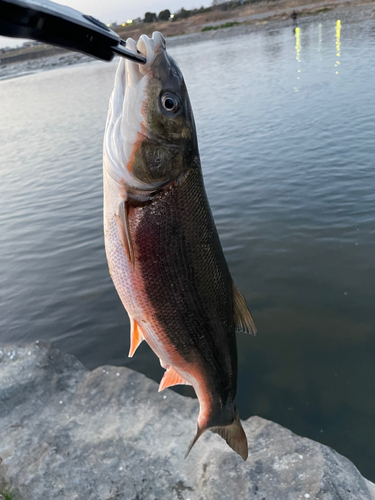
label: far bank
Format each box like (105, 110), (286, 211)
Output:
(1, 0), (374, 68)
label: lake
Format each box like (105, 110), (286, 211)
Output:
(1, 15), (375, 480)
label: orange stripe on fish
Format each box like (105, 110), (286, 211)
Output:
(119, 179), (127, 200)
(126, 132), (143, 173)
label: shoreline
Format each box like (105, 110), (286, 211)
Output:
(116, 0), (375, 41)
(165, 0), (375, 48)
(0, 0), (374, 78)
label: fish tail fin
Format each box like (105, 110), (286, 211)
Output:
(184, 409), (248, 461)
(184, 425), (205, 459)
(211, 409), (248, 461)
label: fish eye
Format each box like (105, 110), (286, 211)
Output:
(161, 93), (180, 114)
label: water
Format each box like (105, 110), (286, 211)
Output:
(1, 17), (375, 480)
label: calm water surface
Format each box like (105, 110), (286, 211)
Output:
(1, 18), (375, 479)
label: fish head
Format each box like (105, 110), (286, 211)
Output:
(104, 31), (199, 199)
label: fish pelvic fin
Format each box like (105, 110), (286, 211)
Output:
(233, 283), (257, 336)
(128, 319), (144, 357)
(158, 366), (191, 392)
(184, 424), (205, 459)
(211, 409), (248, 461)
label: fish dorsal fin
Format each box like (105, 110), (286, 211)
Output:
(116, 201), (135, 269)
(233, 283), (257, 336)
(128, 319), (144, 357)
(158, 366), (191, 392)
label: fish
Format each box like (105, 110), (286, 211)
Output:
(103, 31), (256, 460)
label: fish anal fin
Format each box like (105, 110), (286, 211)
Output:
(158, 366), (191, 392)
(128, 319), (144, 357)
(116, 201), (135, 269)
(211, 408), (248, 461)
(233, 283), (257, 336)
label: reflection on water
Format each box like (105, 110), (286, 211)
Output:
(295, 19), (342, 91)
(318, 23), (322, 53)
(294, 26), (301, 92)
(1, 17), (375, 479)
(336, 20), (341, 74)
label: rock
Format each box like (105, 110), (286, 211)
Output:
(0, 342), (374, 500)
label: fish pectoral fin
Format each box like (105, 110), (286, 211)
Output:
(210, 408), (248, 461)
(158, 366), (191, 392)
(128, 319), (144, 357)
(116, 201), (135, 269)
(233, 283), (257, 336)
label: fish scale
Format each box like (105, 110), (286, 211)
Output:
(133, 168), (235, 383)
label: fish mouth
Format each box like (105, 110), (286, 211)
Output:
(136, 31), (166, 73)
(103, 32), (168, 193)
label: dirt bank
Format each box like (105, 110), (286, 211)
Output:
(117, 0), (374, 39)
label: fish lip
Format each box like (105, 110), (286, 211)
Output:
(136, 32), (167, 72)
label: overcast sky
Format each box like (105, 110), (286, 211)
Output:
(0, 0), (210, 48)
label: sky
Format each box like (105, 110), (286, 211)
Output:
(0, 0), (210, 49)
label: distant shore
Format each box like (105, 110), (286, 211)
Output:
(0, 0), (374, 80)
(164, 0), (375, 48)
(117, 0), (375, 42)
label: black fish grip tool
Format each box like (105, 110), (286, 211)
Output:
(0, 0), (146, 63)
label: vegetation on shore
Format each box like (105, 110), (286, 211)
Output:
(0, 483), (14, 500)
(143, 1), (256, 24)
(202, 21), (239, 31)
(0, 491), (13, 500)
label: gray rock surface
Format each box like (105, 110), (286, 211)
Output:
(0, 341), (374, 500)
